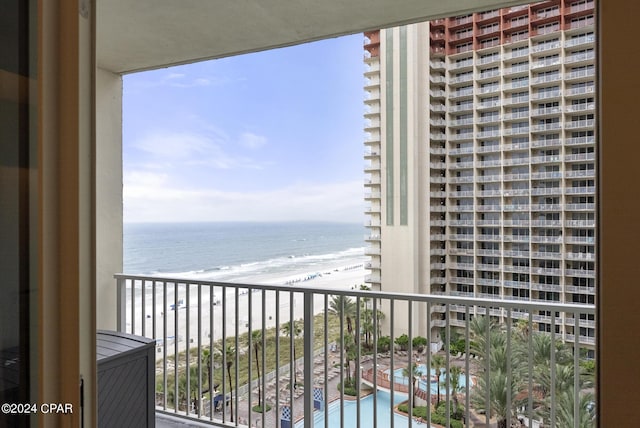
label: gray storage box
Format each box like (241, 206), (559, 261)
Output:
(97, 330), (155, 428)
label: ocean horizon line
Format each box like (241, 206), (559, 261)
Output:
(123, 219), (365, 226)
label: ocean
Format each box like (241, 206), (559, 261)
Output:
(123, 221), (366, 284)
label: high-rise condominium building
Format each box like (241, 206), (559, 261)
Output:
(363, 0), (595, 354)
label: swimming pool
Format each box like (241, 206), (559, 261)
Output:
(390, 365), (471, 395)
(294, 390), (422, 428)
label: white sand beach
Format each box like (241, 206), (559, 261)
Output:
(127, 261), (366, 355)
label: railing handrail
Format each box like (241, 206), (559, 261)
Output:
(115, 273), (595, 315)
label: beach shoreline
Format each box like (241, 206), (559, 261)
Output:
(126, 260), (367, 354)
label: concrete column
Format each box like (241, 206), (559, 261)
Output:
(95, 67), (123, 330)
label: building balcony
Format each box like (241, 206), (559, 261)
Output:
(115, 274), (597, 427)
(531, 138), (562, 148)
(566, 252), (596, 261)
(566, 136), (596, 146)
(566, 269), (596, 279)
(565, 186), (596, 196)
(531, 187), (562, 196)
(565, 51), (596, 64)
(531, 41), (562, 54)
(364, 245), (381, 256)
(565, 219), (596, 228)
(565, 170), (595, 179)
(565, 33), (595, 48)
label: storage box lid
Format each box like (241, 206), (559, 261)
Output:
(97, 330), (155, 363)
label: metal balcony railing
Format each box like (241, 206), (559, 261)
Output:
(116, 274), (596, 428)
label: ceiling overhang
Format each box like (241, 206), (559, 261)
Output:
(97, 0), (527, 74)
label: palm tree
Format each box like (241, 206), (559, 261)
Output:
(469, 315), (500, 359)
(342, 333), (357, 383)
(402, 362), (422, 409)
(361, 308), (386, 349)
(555, 388), (596, 428)
(215, 343), (236, 422)
(250, 330), (264, 407)
(328, 295), (357, 335)
(471, 368), (522, 428)
(282, 320), (303, 387)
(201, 347), (213, 395)
(431, 354), (446, 406)
(448, 365), (463, 417)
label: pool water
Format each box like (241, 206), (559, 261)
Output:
(391, 365), (471, 395)
(295, 390), (421, 428)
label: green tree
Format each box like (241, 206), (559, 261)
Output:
(282, 320), (303, 387)
(555, 388), (596, 428)
(250, 330), (264, 407)
(412, 336), (428, 353)
(431, 353), (446, 406)
(448, 365), (463, 418)
(361, 308), (386, 349)
(329, 295), (357, 335)
(216, 343), (236, 422)
(377, 335), (391, 353)
(402, 362), (422, 409)
(201, 347), (213, 394)
(394, 334), (409, 351)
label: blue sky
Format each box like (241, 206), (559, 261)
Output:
(123, 34), (365, 223)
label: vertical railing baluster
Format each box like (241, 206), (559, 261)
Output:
(261, 289), (266, 428)
(289, 291), (295, 423)
(574, 311), (580, 428)
(485, 306), (490, 427)
(303, 290), (314, 428)
(197, 283), (202, 417)
(221, 285), (227, 424)
(174, 282), (179, 414)
(464, 305), (470, 428)
(209, 284), (214, 422)
(407, 300), (413, 428)
(141, 279), (146, 336)
(389, 298), (394, 428)
(550, 310), (557, 428)
(356, 295), (361, 428)
(152, 280), (157, 341)
(248, 288), (253, 428)
(186, 283), (191, 416)
(506, 307), (512, 427)
(234, 287), (239, 425)
(163, 280), (168, 411)
(131, 279), (136, 335)
(275, 291), (280, 426)
(339, 294), (344, 428)
(528, 311), (534, 426)
(426, 301), (432, 427)
(445, 302), (450, 428)
(117, 276), (126, 332)
(324, 294), (329, 428)
(372, 297), (378, 428)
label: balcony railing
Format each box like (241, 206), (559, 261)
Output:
(116, 274), (597, 428)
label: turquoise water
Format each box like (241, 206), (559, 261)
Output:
(293, 369), (471, 427)
(391, 365), (471, 395)
(294, 390), (420, 428)
(124, 221), (365, 280)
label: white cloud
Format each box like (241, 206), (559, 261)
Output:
(239, 132), (268, 149)
(134, 131), (212, 159)
(123, 179), (364, 223)
(132, 130), (266, 170)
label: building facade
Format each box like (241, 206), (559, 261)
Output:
(364, 0), (595, 353)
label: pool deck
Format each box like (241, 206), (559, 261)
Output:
(232, 349), (481, 427)
(158, 349), (485, 427)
